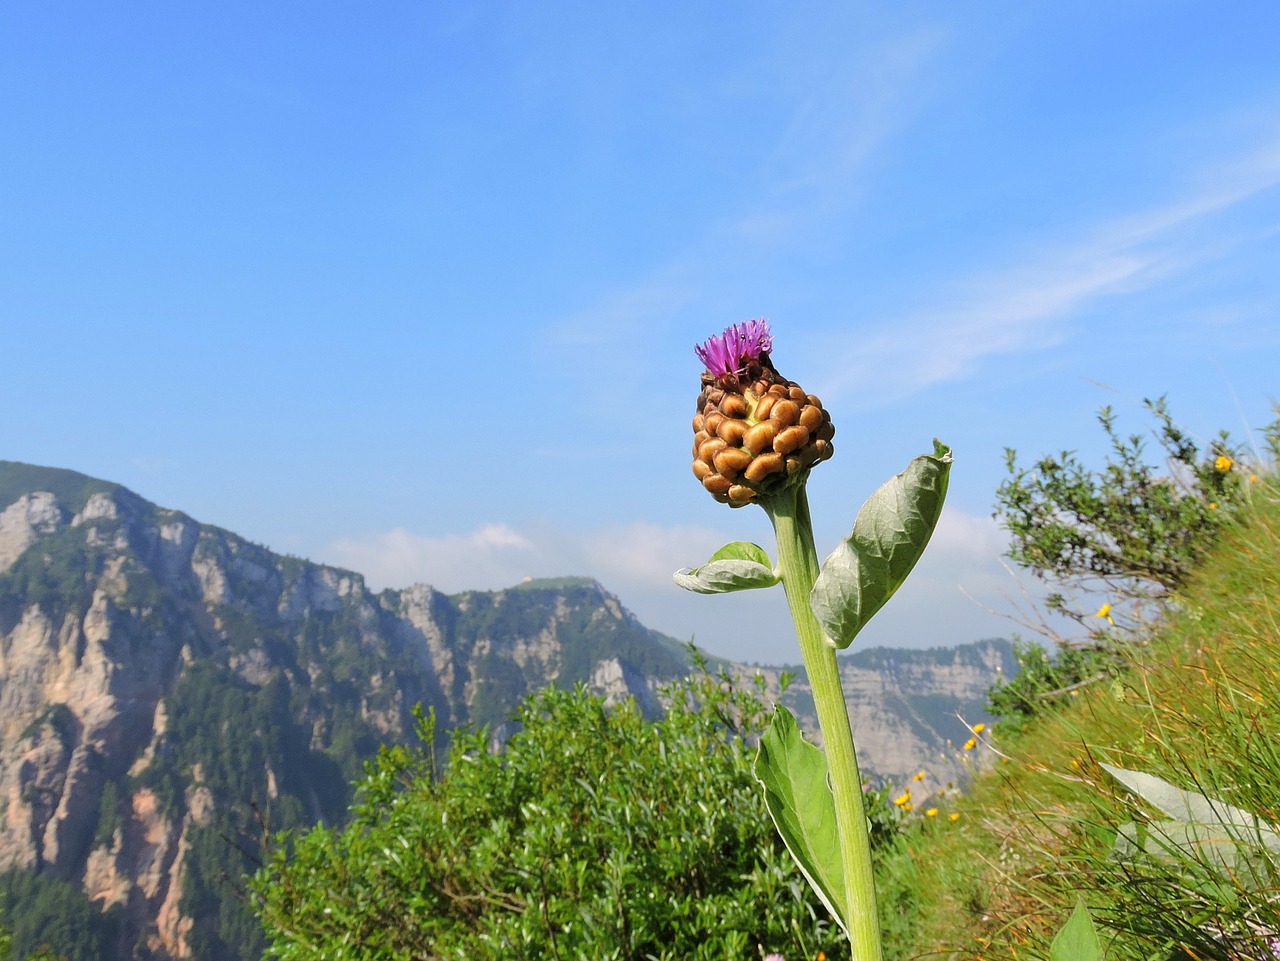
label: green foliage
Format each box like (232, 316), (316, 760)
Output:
(253, 667), (874, 960)
(754, 704), (848, 934)
(1050, 901), (1105, 961)
(810, 442), (952, 649)
(0, 461), (119, 516)
(0, 528), (102, 627)
(93, 779), (122, 848)
(886, 476), (1280, 961)
(673, 541), (780, 594)
(985, 636), (1117, 728)
(996, 397), (1264, 607)
(129, 661), (360, 961)
(0, 870), (122, 961)
(989, 398), (1276, 725)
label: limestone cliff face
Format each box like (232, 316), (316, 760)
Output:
(747, 640), (1016, 795)
(0, 462), (1013, 959)
(0, 463), (687, 960)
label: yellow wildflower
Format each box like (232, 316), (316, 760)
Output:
(949, 812), (961, 822)
(972, 722), (986, 734)
(1095, 602), (1113, 624)
(925, 807), (939, 817)
(963, 737), (977, 751)
(912, 770), (926, 782)
(1209, 502), (1219, 511)
(893, 790), (911, 807)
(1215, 455), (1234, 472)
(1250, 474), (1259, 483)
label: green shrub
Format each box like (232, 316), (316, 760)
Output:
(988, 398), (1277, 724)
(252, 665), (865, 961)
(0, 870), (122, 961)
(984, 636), (1118, 729)
(996, 397), (1269, 612)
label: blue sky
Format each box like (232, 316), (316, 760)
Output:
(4, 3), (1279, 664)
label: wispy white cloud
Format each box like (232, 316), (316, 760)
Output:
(815, 137), (1280, 408)
(326, 523), (539, 594)
(577, 521), (733, 590)
(323, 519), (735, 598)
(746, 26), (949, 239)
(320, 507), (1020, 662)
(535, 24), (950, 395)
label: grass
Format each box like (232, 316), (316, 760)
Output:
(877, 477), (1280, 961)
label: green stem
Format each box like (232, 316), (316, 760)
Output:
(764, 484), (882, 961)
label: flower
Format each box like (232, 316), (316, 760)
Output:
(691, 320), (836, 508)
(912, 770), (926, 782)
(925, 807), (939, 817)
(1095, 602), (1113, 625)
(694, 319), (773, 380)
(893, 789), (911, 807)
(1250, 474), (1260, 483)
(949, 812), (961, 822)
(1209, 502), (1219, 511)
(963, 737), (977, 751)
(1215, 454), (1234, 472)
(971, 723), (986, 734)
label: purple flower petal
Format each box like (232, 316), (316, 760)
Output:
(695, 319), (773, 379)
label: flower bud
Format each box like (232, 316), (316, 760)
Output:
(691, 320), (835, 507)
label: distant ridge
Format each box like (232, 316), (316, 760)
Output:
(0, 460), (1012, 960)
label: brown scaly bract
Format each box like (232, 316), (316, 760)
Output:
(692, 320), (835, 508)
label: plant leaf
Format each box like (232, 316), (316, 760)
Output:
(1105, 765), (1280, 889)
(1101, 764), (1280, 840)
(810, 441), (953, 648)
(673, 542), (779, 594)
(1050, 900), (1105, 961)
(753, 705), (848, 936)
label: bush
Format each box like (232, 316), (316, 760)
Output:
(252, 664), (860, 961)
(984, 636), (1115, 729)
(995, 397), (1269, 613)
(988, 398), (1277, 723)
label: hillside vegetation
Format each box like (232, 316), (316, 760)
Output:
(883, 472), (1280, 958)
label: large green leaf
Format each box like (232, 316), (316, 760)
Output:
(1050, 900), (1105, 961)
(810, 441), (952, 648)
(753, 705), (848, 936)
(673, 541), (779, 594)
(1101, 764), (1275, 833)
(1103, 764), (1280, 885)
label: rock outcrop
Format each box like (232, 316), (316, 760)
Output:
(0, 461), (1012, 959)
(0, 462), (688, 959)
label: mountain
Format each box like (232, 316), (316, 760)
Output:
(753, 641), (1016, 794)
(0, 461), (1013, 959)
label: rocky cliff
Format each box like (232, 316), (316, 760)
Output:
(0, 462), (688, 960)
(751, 640), (1016, 796)
(0, 460), (1012, 959)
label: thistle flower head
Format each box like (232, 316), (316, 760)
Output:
(691, 320), (835, 509)
(694, 318), (774, 382)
